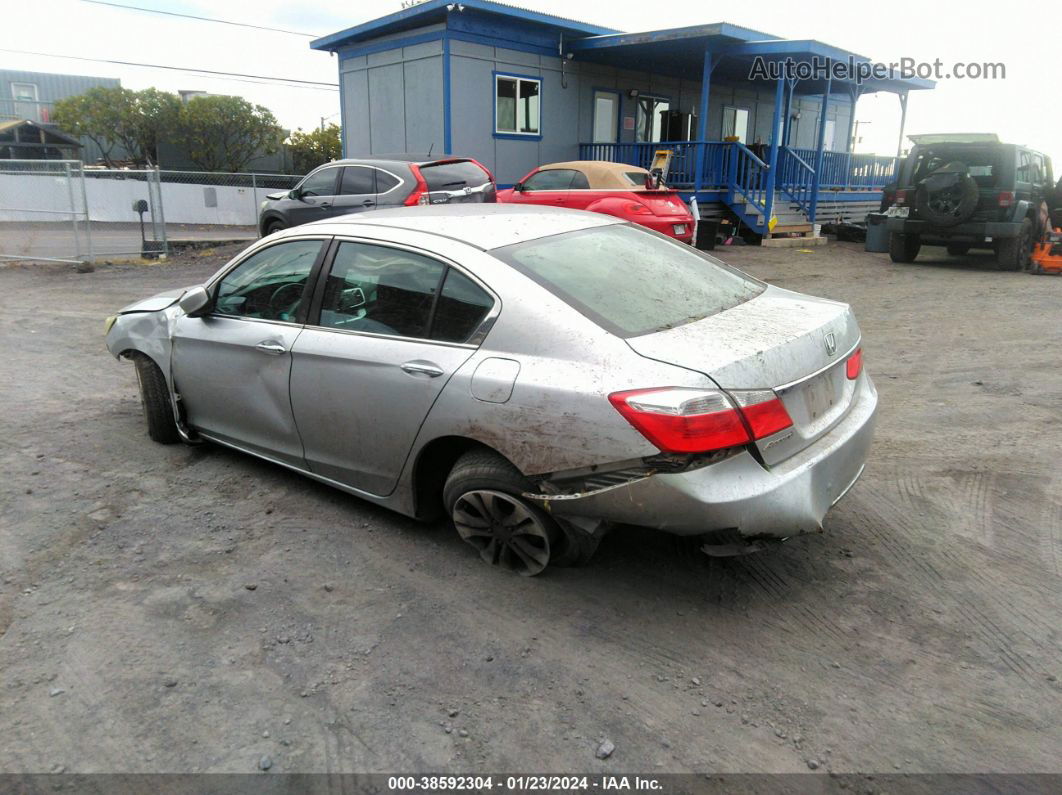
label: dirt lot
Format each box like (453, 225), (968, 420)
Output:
(0, 239), (1059, 777)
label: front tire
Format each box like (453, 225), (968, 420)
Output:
(263, 218), (286, 237)
(443, 450), (559, 576)
(995, 218), (1033, 271)
(889, 232), (921, 263)
(132, 355), (179, 444)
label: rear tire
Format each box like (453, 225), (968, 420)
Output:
(946, 243), (971, 256)
(889, 232), (921, 263)
(443, 450), (559, 576)
(132, 355), (179, 444)
(995, 218), (1033, 271)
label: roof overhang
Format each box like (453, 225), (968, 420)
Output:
(311, 0), (616, 52)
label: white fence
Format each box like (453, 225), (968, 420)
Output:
(0, 161), (301, 263)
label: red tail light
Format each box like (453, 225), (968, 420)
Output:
(894, 189), (908, 206)
(625, 201), (652, 215)
(997, 191), (1014, 208)
(404, 164), (430, 206)
(608, 387), (792, 454)
(846, 348), (863, 380)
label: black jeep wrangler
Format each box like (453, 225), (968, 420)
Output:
(885, 134), (1054, 270)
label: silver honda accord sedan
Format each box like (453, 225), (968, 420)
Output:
(105, 205), (877, 575)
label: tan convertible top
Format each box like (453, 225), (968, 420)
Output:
(540, 160), (653, 190)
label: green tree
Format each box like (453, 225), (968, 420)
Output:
(175, 95), (283, 172)
(117, 88), (182, 166)
(287, 124), (341, 174)
(52, 86), (126, 167)
(52, 86), (181, 166)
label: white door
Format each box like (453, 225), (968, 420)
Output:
(592, 91), (618, 143)
(723, 106), (750, 144)
(822, 119), (836, 151)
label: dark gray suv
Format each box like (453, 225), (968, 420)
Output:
(258, 156), (496, 236)
(885, 135), (1054, 270)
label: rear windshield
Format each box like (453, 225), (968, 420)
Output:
(420, 160), (491, 191)
(491, 224), (764, 337)
(911, 146), (1000, 187)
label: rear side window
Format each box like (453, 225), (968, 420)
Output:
(420, 160), (491, 191)
(340, 166), (375, 195)
(492, 224), (763, 338)
(376, 170), (401, 193)
(431, 269), (493, 343)
(570, 171), (590, 189)
(318, 242), (445, 338)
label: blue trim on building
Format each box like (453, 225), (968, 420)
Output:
(442, 36), (452, 155)
(338, 31), (445, 60)
(312, 0), (617, 52)
(446, 29), (558, 57)
(491, 70), (543, 142)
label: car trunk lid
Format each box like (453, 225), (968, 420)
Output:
(625, 286), (861, 465)
(636, 191), (692, 217)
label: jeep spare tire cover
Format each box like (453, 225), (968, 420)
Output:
(915, 161), (979, 227)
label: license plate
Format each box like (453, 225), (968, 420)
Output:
(803, 373), (836, 420)
(885, 206), (909, 218)
(673, 224), (687, 235)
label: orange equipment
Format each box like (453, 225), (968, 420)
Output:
(1031, 223), (1062, 275)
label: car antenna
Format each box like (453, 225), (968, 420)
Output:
(427, 143), (434, 158)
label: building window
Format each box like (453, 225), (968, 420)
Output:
(495, 74), (540, 137)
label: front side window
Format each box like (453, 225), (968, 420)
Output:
(214, 239), (323, 322)
(318, 242), (446, 338)
(495, 75), (540, 136)
(522, 169), (577, 191)
(299, 167), (338, 197)
(492, 224), (763, 338)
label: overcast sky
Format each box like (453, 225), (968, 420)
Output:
(3, 0), (1060, 165)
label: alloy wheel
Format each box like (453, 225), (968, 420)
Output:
(452, 489), (553, 576)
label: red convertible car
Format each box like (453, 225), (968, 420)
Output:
(497, 161), (695, 243)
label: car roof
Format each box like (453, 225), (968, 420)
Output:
(315, 155), (478, 168)
(295, 204), (620, 250)
(540, 160), (652, 190)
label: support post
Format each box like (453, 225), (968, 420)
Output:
(896, 90), (909, 158)
(693, 49), (714, 194)
(780, 79), (795, 147)
(442, 36), (452, 155)
(843, 85), (862, 190)
(808, 75), (832, 224)
(762, 75), (785, 234)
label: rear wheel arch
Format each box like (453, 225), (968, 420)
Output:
(411, 436), (517, 521)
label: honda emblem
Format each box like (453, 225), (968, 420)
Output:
(823, 332), (837, 356)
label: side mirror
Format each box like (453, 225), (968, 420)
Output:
(179, 285), (212, 318)
(288, 188), (302, 200)
(512, 182), (524, 192)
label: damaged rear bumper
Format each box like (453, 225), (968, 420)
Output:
(528, 374), (878, 538)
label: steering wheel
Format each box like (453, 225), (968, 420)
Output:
(268, 282), (303, 319)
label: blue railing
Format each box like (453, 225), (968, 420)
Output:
(778, 147), (814, 215)
(728, 143), (769, 220)
(579, 141), (898, 192)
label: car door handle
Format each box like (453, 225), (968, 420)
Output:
(255, 341), (288, 355)
(317, 201), (332, 208)
(361, 200), (376, 207)
(401, 361), (444, 377)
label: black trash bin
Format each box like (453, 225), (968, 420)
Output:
(695, 220), (719, 250)
(865, 213), (890, 253)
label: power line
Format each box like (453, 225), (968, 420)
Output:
(0, 48), (339, 91)
(81, 0), (321, 37)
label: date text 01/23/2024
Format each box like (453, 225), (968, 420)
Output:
(387, 776), (663, 791)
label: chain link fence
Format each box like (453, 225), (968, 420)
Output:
(0, 160), (302, 264)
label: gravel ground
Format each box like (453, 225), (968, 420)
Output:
(0, 239), (1059, 776)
